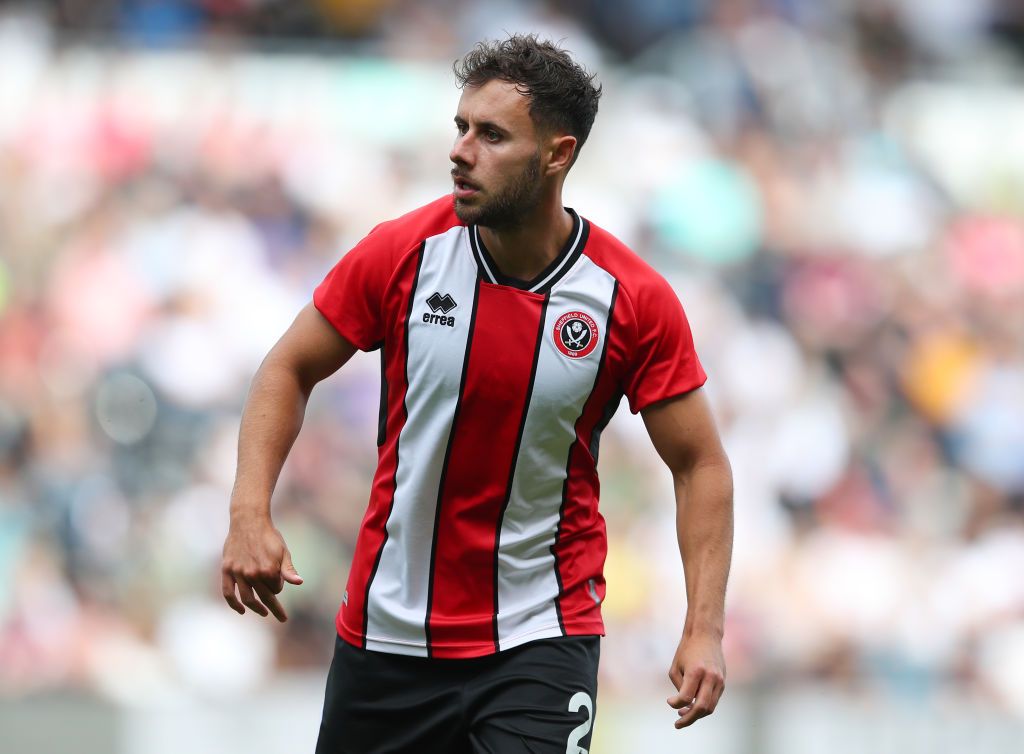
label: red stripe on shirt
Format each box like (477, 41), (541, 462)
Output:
(427, 283), (545, 657)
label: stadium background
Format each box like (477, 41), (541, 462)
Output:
(2, 1), (1024, 751)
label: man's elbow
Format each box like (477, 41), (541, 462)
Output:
(251, 351), (314, 401)
(671, 448), (733, 488)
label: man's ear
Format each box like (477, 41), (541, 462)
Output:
(545, 134), (578, 176)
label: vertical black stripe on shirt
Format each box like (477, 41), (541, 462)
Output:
(588, 391), (623, 465)
(423, 276), (482, 657)
(361, 242), (425, 648)
(469, 226), (497, 284)
(550, 280), (619, 634)
(376, 348), (388, 447)
(490, 291), (551, 651)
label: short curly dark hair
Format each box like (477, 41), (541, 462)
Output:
(454, 34), (602, 165)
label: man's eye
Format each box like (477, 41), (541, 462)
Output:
(486, 130), (500, 142)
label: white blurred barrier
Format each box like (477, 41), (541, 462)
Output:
(3, 680), (1022, 754)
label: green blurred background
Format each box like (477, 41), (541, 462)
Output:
(2, 1), (1024, 752)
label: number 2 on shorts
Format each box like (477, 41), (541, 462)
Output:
(565, 691), (593, 754)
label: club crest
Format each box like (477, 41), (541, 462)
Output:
(553, 310), (599, 359)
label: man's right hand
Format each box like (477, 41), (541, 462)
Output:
(221, 515), (303, 622)
(220, 304), (353, 622)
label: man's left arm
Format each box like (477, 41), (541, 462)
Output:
(641, 387), (734, 729)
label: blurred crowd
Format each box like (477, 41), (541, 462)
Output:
(2, 0), (1024, 722)
(32, 0), (1024, 63)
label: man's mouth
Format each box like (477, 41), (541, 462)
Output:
(452, 173), (480, 198)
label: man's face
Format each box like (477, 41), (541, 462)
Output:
(450, 79), (545, 229)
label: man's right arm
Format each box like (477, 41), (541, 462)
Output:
(221, 302), (358, 622)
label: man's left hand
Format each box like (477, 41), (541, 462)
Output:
(666, 630), (726, 729)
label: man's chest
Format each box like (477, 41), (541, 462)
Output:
(394, 232), (619, 417)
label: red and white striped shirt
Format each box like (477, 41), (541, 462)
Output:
(314, 196), (706, 658)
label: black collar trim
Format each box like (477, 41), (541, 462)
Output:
(469, 209), (589, 294)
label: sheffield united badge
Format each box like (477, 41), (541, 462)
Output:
(553, 311), (599, 359)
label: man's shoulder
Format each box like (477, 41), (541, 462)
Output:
(581, 217), (673, 300)
(367, 195), (463, 249)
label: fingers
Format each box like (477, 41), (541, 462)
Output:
(252, 580), (289, 623)
(222, 572), (244, 614)
(220, 531), (302, 620)
(222, 566), (295, 621)
(670, 669), (725, 729)
(668, 664), (684, 692)
(235, 576), (270, 617)
(666, 667), (699, 711)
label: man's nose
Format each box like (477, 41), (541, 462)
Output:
(450, 133), (474, 167)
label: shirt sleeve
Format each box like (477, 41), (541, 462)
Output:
(622, 277), (707, 413)
(313, 223), (394, 351)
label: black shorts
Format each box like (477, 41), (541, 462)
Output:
(315, 634), (600, 754)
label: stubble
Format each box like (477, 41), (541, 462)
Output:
(454, 151), (542, 229)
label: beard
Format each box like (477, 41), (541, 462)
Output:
(453, 151), (543, 229)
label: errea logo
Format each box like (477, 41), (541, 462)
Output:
(423, 292), (457, 327)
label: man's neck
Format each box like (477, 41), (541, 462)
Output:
(478, 199), (575, 284)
